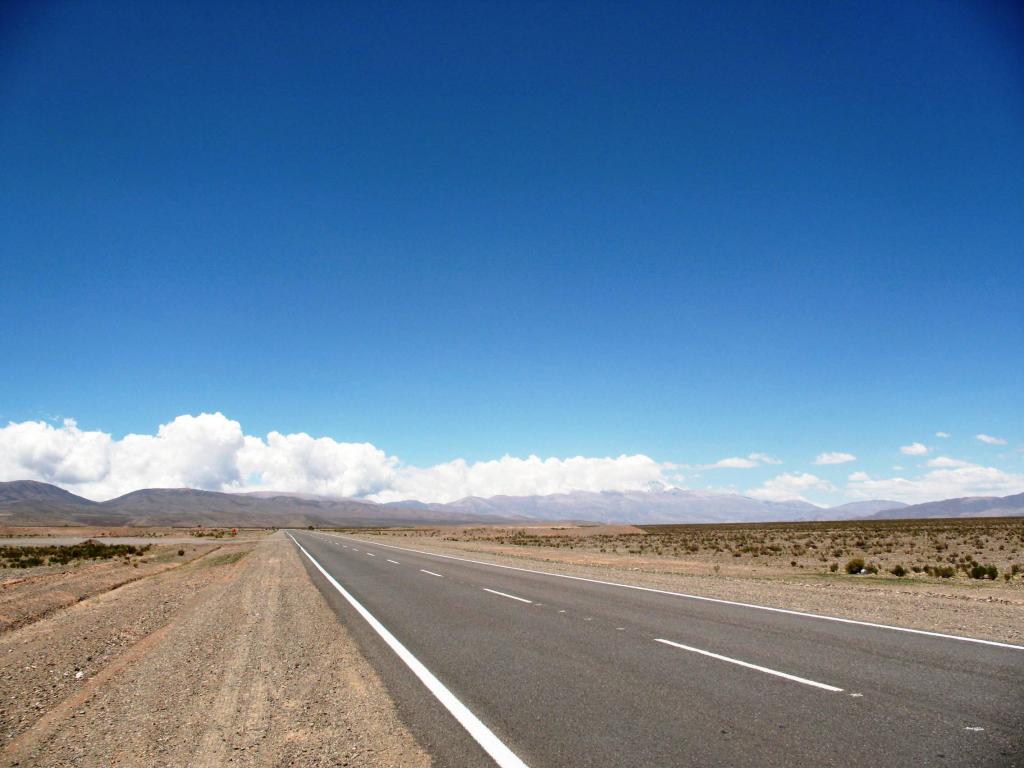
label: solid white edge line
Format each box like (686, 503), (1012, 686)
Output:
(654, 638), (843, 692)
(328, 534), (1023, 651)
(482, 588), (533, 604)
(420, 569), (444, 578)
(287, 534), (529, 768)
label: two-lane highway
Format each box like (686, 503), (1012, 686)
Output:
(289, 530), (1023, 767)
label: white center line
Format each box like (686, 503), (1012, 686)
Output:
(387, 559), (400, 564)
(654, 638), (843, 692)
(287, 534), (528, 768)
(326, 534), (1023, 651)
(482, 588), (532, 604)
(420, 569), (444, 578)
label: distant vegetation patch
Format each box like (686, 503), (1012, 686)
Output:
(374, 517), (1024, 583)
(190, 528), (238, 538)
(0, 540), (151, 568)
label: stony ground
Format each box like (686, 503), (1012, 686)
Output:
(0, 533), (430, 768)
(0, 542), (212, 633)
(359, 527), (1024, 645)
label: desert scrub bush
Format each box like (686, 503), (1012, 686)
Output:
(845, 557), (865, 574)
(969, 564), (998, 580)
(829, 562), (838, 572)
(889, 564), (907, 577)
(0, 540), (151, 569)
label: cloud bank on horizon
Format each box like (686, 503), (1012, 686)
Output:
(0, 413), (1020, 506)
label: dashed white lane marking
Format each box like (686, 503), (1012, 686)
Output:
(387, 559), (400, 564)
(482, 588), (532, 604)
(287, 534), (528, 768)
(654, 638), (843, 692)
(329, 534), (1023, 651)
(964, 726), (985, 732)
(420, 569), (444, 578)
(366, 553), (376, 557)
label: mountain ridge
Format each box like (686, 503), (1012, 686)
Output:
(384, 488), (906, 524)
(0, 482), (526, 527)
(870, 491), (1024, 519)
(2, 480), (1020, 527)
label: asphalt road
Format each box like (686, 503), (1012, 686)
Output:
(288, 530), (1023, 768)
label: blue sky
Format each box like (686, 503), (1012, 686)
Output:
(1, 1), (1021, 503)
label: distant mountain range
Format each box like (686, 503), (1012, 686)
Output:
(870, 491), (1024, 519)
(0, 481), (528, 527)
(0, 480), (1021, 527)
(384, 489), (907, 524)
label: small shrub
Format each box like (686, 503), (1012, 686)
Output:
(845, 557), (865, 574)
(890, 564), (907, 577)
(177, 549), (185, 556)
(829, 562), (838, 572)
(969, 564), (998, 580)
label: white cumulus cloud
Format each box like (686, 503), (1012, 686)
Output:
(702, 453), (781, 470)
(935, 431), (951, 438)
(746, 472), (833, 502)
(747, 452), (783, 465)
(846, 464), (1024, 503)
(899, 442), (929, 456)
(813, 452), (856, 465)
(925, 456), (973, 469)
(0, 413), (674, 503)
(976, 433), (1007, 445)
(369, 454), (668, 504)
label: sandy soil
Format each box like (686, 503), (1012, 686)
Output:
(359, 530), (1024, 645)
(0, 533), (429, 767)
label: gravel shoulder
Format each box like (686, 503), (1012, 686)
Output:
(0, 533), (430, 767)
(356, 531), (1024, 645)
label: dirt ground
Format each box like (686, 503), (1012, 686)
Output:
(357, 523), (1024, 645)
(0, 533), (429, 767)
(0, 527), (271, 540)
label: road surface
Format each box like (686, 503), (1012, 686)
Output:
(288, 530), (1023, 767)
